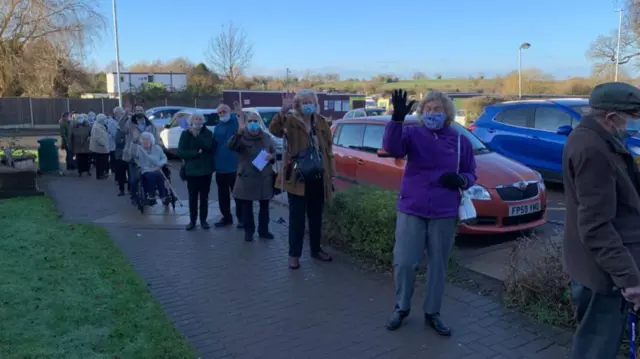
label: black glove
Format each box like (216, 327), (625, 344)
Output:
(438, 172), (465, 190)
(390, 89), (416, 122)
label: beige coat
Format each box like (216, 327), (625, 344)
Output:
(268, 112), (335, 204)
(228, 129), (276, 201)
(89, 122), (110, 154)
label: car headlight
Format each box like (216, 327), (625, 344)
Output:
(533, 170), (546, 191)
(630, 145), (640, 157)
(465, 185), (491, 200)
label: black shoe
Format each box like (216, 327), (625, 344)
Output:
(244, 232), (254, 242)
(214, 219), (233, 228)
(117, 190), (125, 197)
(311, 251), (333, 262)
(185, 222), (196, 231)
(424, 313), (452, 336)
(236, 222), (245, 229)
(385, 311), (408, 331)
(201, 221), (210, 230)
(258, 232), (274, 239)
(162, 197), (172, 206)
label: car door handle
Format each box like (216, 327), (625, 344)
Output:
(356, 159), (365, 165)
(487, 128), (496, 133)
(531, 135), (539, 140)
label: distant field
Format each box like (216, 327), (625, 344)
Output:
(315, 78), (501, 93)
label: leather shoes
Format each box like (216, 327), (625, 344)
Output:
(214, 219), (232, 228)
(185, 222), (196, 231)
(201, 221), (210, 230)
(385, 311), (408, 331)
(244, 232), (254, 242)
(258, 232), (274, 239)
(424, 313), (452, 336)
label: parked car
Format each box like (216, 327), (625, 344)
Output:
(330, 115), (548, 235)
(159, 108), (218, 154)
(145, 106), (185, 130)
(241, 107), (284, 158)
(455, 109), (467, 126)
(342, 107), (387, 120)
(469, 99), (591, 182)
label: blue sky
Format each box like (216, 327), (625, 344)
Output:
(89, 0), (625, 79)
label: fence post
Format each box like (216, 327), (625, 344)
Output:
(66, 98), (70, 112)
(165, 98), (168, 106)
(29, 97), (35, 128)
(101, 98), (105, 113)
(194, 98), (198, 108)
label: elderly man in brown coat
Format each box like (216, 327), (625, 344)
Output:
(563, 82), (640, 359)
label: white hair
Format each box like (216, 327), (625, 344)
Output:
(246, 112), (260, 121)
(96, 114), (107, 123)
(113, 106), (125, 118)
(415, 91), (456, 124)
(189, 113), (205, 124)
(217, 104), (231, 113)
(140, 131), (155, 145)
(294, 89), (320, 114)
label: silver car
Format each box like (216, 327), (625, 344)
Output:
(242, 107), (285, 158)
(145, 106), (186, 130)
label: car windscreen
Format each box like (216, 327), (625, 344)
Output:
(259, 111), (279, 128)
(366, 109), (385, 116)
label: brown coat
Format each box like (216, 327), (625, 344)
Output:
(228, 129), (276, 201)
(563, 114), (640, 293)
(269, 112), (335, 203)
(69, 125), (92, 155)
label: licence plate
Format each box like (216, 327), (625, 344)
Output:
(508, 201), (541, 217)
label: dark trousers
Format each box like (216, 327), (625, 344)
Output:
(114, 159), (128, 192)
(128, 162), (137, 200)
(64, 149), (76, 170)
(76, 153), (90, 174)
(240, 199), (270, 235)
(109, 151), (116, 173)
(215, 172), (242, 223)
(93, 153), (109, 179)
(570, 280), (626, 359)
(142, 172), (167, 198)
(187, 174), (212, 224)
(288, 179), (324, 257)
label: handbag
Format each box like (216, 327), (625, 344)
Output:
(292, 117), (324, 182)
(457, 134), (477, 221)
(179, 160), (187, 182)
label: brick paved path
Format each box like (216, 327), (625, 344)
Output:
(42, 172), (572, 359)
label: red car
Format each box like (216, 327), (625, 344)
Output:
(330, 116), (548, 235)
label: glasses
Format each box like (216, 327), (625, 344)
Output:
(218, 110), (228, 115)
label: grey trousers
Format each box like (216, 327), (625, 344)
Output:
(393, 212), (457, 315)
(570, 281), (627, 359)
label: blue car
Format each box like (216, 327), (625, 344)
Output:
(470, 99), (593, 182)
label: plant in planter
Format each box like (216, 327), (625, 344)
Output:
(0, 136), (37, 169)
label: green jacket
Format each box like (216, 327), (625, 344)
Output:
(59, 121), (70, 148)
(177, 127), (214, 177)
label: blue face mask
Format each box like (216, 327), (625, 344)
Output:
(247, 122), (261, 132)
(302, 104), (316, 114)
(422, 112), (446, 130)
(137, 122), (146, 132)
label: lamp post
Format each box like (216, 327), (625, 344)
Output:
(615, 8), (623, 81)
(112, 0), (122, 108)
(518, 42), (531, 99)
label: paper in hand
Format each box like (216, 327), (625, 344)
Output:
(252, 149), (269, 171)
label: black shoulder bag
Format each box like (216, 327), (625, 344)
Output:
(292, 117), (324, 182)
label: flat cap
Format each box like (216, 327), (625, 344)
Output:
(589, 82), (640, 115)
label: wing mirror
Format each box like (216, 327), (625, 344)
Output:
(164, 124), (171, 129)
(377, 149), (392, 158)
(556, 125), (572, 136)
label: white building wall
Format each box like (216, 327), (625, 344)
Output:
(105, 72), (188, 94)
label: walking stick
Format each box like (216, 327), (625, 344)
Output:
(630, 309), (637, 359)
(159, 168), (183, 207)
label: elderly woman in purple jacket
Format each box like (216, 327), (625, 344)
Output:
(383, 89), (477, 336)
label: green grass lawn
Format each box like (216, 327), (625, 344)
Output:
(0, 197), (196, 359)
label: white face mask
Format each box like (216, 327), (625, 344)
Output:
(220, 114), (230, 123)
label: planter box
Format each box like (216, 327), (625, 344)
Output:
(0, 166), (43, 199)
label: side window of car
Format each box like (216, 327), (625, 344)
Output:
(354, 110), (366, 118)
(205, 113), (220, 126)
(336, 124), (365, 149)
(362, 125), (385, 152)
(343, 111), (354, 120)
(495, 107), (534, 127)
(332, 125), (343, 145)
(170, 113), (189, 128)
(533, 107), (573, 131)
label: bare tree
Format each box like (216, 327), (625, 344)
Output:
(0, 0), (104, 96)
(204, 22), (253, 88)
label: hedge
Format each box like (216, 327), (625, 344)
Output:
(323, 185), (458, 273)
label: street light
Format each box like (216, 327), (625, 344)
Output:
(112, 0), (122, 108)
(615, 9), (623, 81)
(518, 42), (531, 99)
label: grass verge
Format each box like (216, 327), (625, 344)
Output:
(0, 196), (196, 359)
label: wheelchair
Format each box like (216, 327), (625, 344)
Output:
(131, 164), (178, 214)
